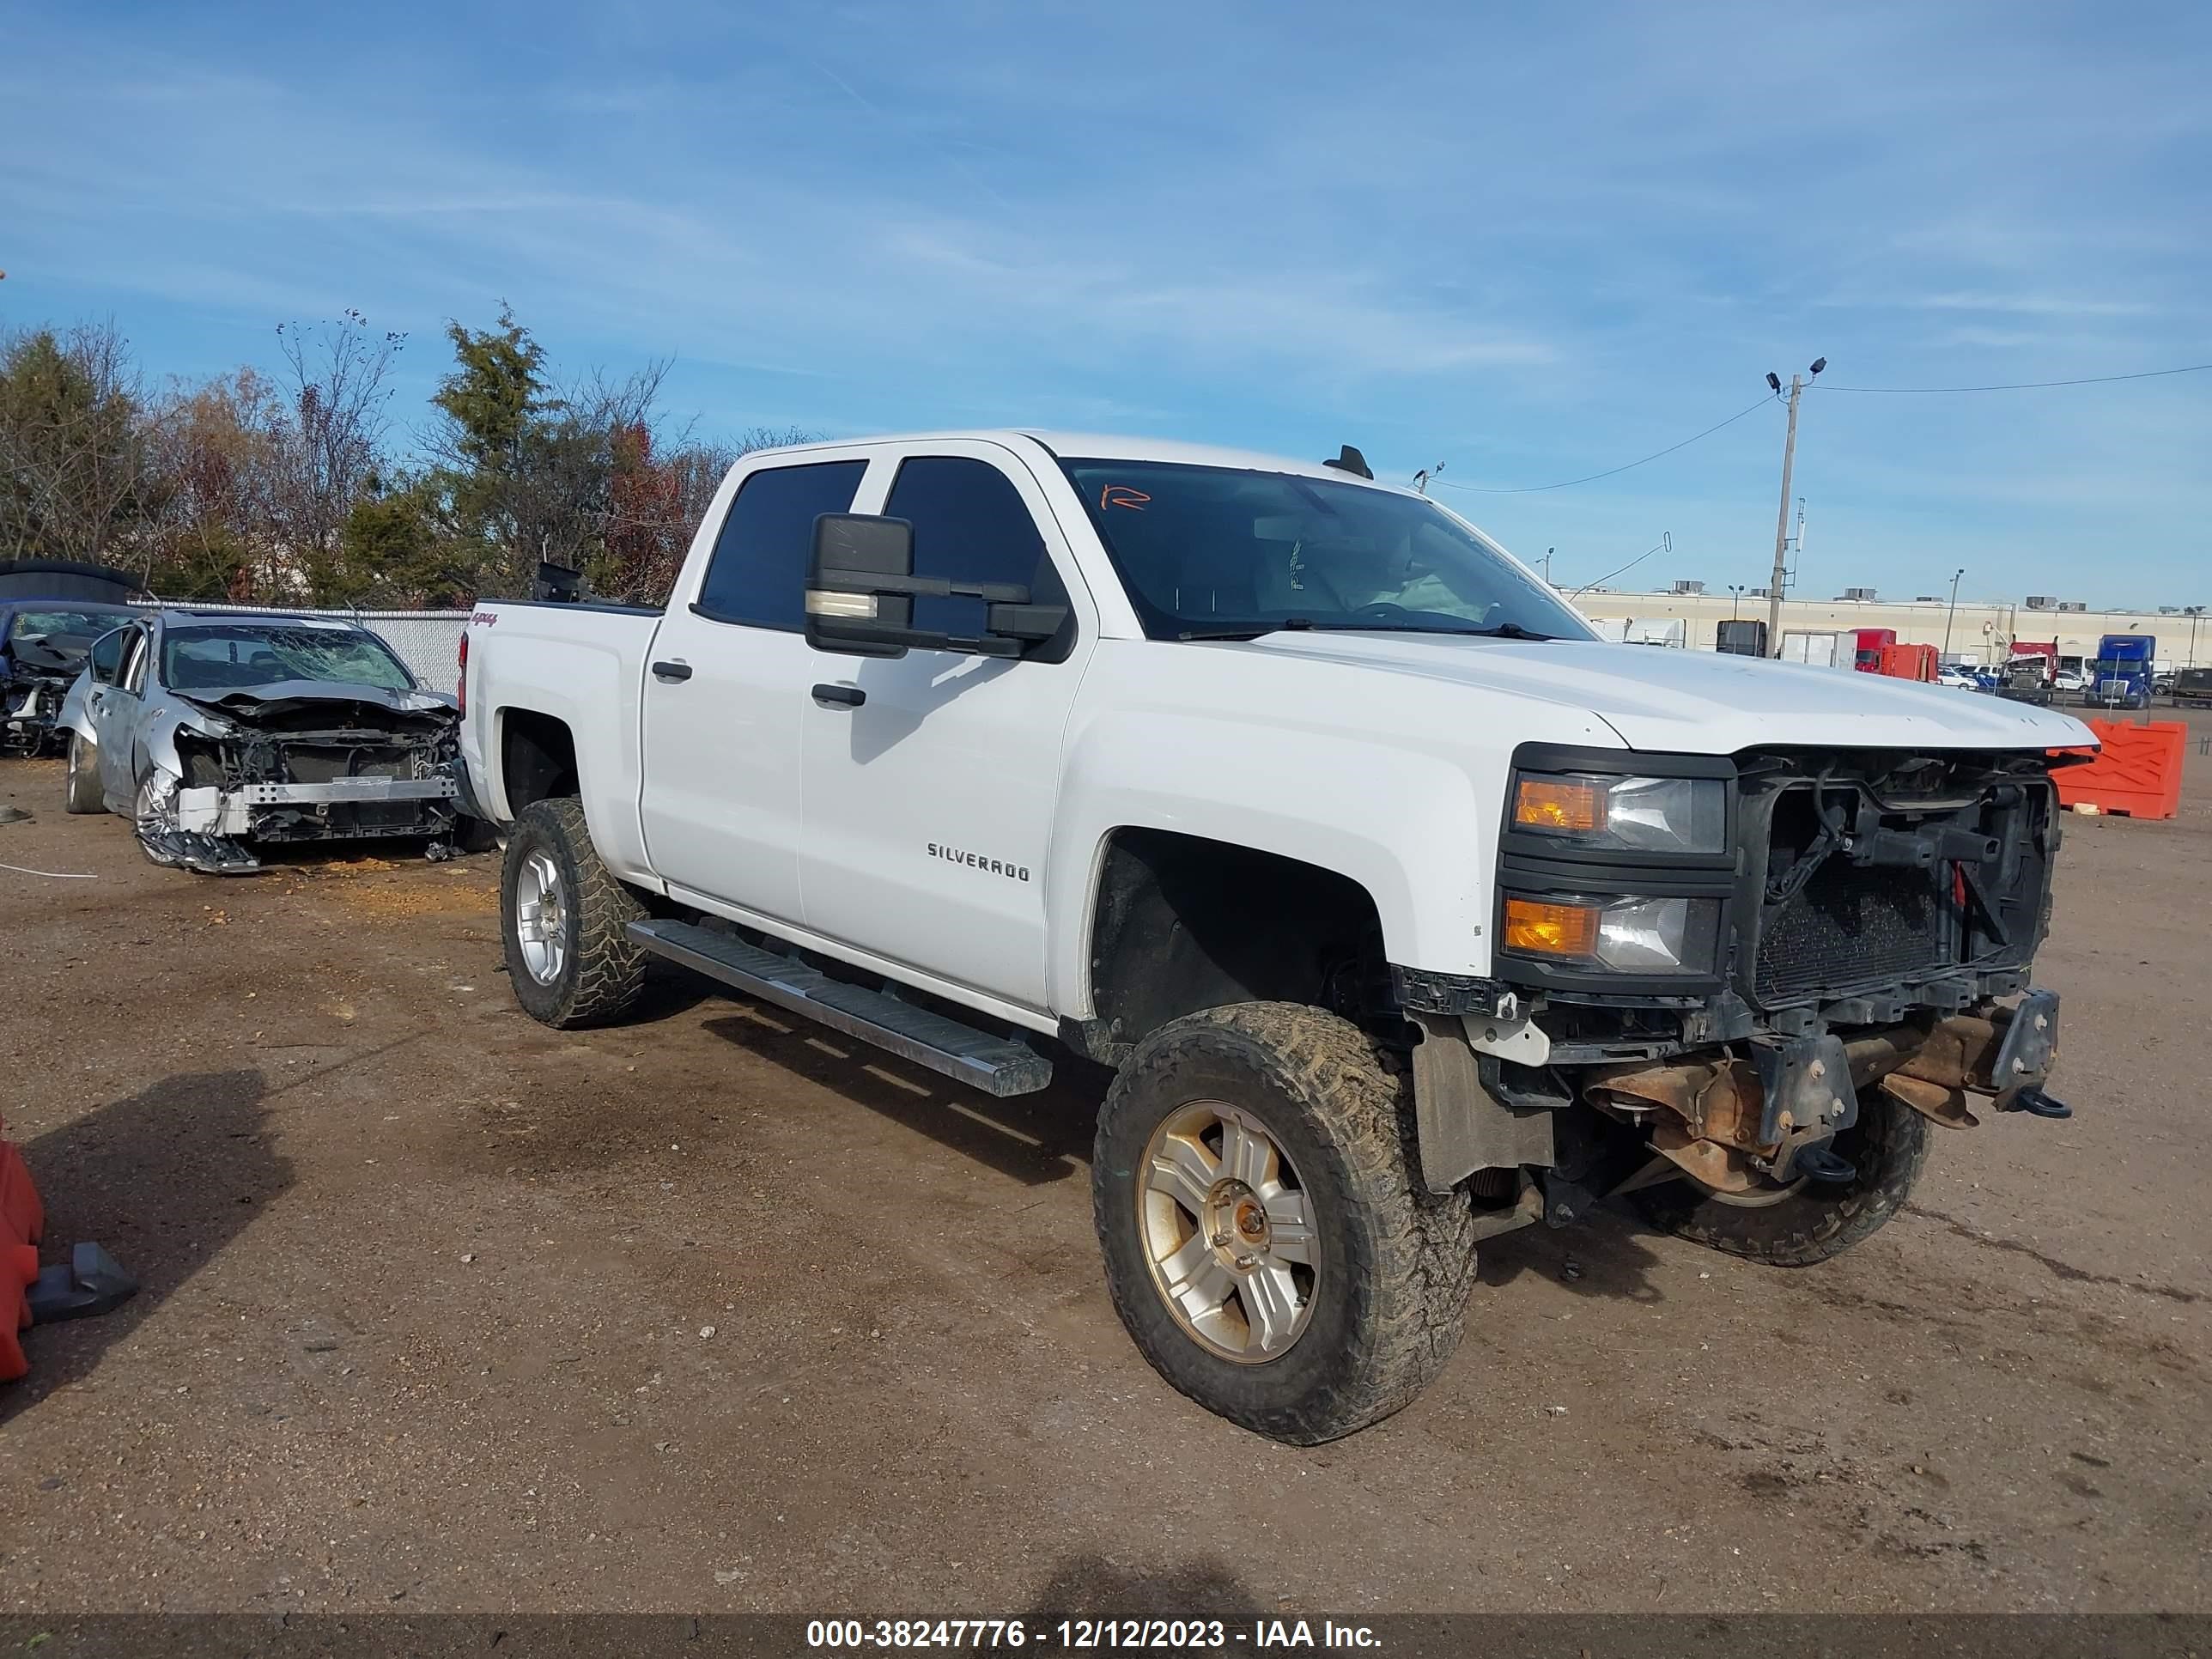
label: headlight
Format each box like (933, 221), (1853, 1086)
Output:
(1503, 894), (1719, 973)
(1513, 771), (1727, 856)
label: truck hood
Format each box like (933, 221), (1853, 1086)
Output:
(1239, 633), (2098, 753)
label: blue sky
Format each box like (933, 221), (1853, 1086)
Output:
(3, 0), (2206, 605)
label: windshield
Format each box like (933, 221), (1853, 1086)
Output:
(161, 624), (417, 695)
(7, 609), (123, 647)
(1058, 459), (1595, 641)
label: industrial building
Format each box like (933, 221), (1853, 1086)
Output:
(1575, 582), (2207, 671)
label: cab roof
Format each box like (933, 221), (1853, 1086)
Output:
(748, 429), (1417, 494)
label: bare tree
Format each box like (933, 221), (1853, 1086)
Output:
(264, 310), (404, 598)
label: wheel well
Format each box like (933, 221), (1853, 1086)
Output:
(1085, 829), (1387, 1054)
(501, 709), (579, 815)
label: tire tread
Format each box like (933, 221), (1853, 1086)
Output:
(1094, 1001), (1478, 1443)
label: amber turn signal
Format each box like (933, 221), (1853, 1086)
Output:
(1514, 776), (1604, 834)
(1502, 897), (1600, 957)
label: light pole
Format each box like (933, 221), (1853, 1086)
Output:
(2186, 605), (2203, 670)
(1728, 583), (1747, 620)
(1764, 358), (1826, 655)
(1942, 568), (1966, 660)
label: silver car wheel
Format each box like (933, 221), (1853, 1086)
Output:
(513, 849), (568, 986)
(1138, 1100), (1319, 1364)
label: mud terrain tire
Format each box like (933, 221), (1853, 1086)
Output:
(1631, 1086), (1929, 1266)
(500, 796), (648, 1029)
(1093, 1002), (1478, 1443)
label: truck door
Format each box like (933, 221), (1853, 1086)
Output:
(797, 446), (1092, 1012)
(638, 455), (872, 924)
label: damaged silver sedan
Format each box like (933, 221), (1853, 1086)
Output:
(56, 611), (465, 874)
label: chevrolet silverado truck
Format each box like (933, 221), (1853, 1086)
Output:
(461, 431), (2093, 1443)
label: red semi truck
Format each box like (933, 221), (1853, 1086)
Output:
(1851, 628), (1897, 672)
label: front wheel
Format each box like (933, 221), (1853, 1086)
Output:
(1092, 1002), (1478, 1443)
(64, 732), (104, 814)
(1630, 1087), (1929, 1266)
(500, 796), (648, 1029)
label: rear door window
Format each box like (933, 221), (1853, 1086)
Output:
(696, 459), (868, 630)
(881, 455), (1055, 636)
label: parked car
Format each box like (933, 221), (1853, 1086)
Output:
(1935, 665), (1982, 690)
(2, 599), (140, 755)
(0, 559), (146, 757)
(462, 429), (2093, 1443)
(57, 611), (465, 873)
(2053, 666), (2087, 694)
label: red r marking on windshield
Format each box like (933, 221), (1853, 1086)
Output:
(1101, 485), (1151, 511)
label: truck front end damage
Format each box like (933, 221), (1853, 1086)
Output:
(142, 690), (461, 873)
(1401, 743), (2077, 1231)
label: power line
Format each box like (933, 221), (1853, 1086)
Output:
(1811, 362), (2212, 393)
(1431, 395), (1778, 495)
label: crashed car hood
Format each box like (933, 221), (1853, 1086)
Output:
(177, 679), (457, 727)
(1237, 633), (2100, 753)
(6, 635), (95, 676)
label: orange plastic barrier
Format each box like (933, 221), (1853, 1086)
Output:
(0, 1119), (42, 1382)
(3, 1242), (34, 1382)
(2053, 720), (2186, 820)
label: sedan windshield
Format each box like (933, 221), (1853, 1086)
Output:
(1058, 459), (1595, 641)
(7, 609), (124, 646)
(161, 624), (416, 695)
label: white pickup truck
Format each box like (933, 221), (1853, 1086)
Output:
(461, 430), (2093, 1443)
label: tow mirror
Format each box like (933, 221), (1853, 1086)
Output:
(805, 513), (1069, 660)
(805, 513), (917, 659)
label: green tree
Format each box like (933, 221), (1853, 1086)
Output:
(428, 303), (551, 590)
(0, 321), (161, 568)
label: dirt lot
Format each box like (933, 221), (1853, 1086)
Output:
(2, 714), (2208, 1616)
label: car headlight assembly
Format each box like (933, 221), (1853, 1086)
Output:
(1503, 894), (1720, 975)
(1512, 771), (1727, 857)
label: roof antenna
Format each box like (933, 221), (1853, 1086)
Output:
(1323, 444), (1373, 480)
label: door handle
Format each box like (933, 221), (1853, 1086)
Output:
(811, 684), (866, 708)
(651, 660), (693, 683)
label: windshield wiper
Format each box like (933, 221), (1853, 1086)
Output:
(1297, 621), (1559, 641)
(1175, 619), (1315, 641)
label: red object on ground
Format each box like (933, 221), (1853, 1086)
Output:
(2053, 720), (2187, 820)
(0, 1116), (44, 1382)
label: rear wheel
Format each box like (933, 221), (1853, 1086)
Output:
(63, 732), (103, 814)
(1630, 1088), (1929, 1266)
(1092, 1002), (1478, 1443)
(500, 796), (648, 1029)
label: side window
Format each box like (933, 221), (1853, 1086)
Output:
(88, 627), (127, 685)
(882, 456), (1058, 637)
(696, 459), (868, 630)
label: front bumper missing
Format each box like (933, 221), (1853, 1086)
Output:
(140, 769), (462, 874)
(1589, 991), (2067, 1188)
(174, 775), (459, 836)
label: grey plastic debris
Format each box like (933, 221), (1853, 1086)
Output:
(27, 1242), (139, 1323)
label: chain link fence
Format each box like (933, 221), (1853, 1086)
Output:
(137, 601), (472, 695)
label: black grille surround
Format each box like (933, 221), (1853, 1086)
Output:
(1492, 743), (2060, 1023)
(1731, 753), (2055, 1012)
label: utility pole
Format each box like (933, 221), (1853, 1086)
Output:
(1942, 568), (1966, 659)
(1763, 359), (1825, 655)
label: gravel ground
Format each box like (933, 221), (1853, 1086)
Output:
(1, 711), (2207, 1615)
